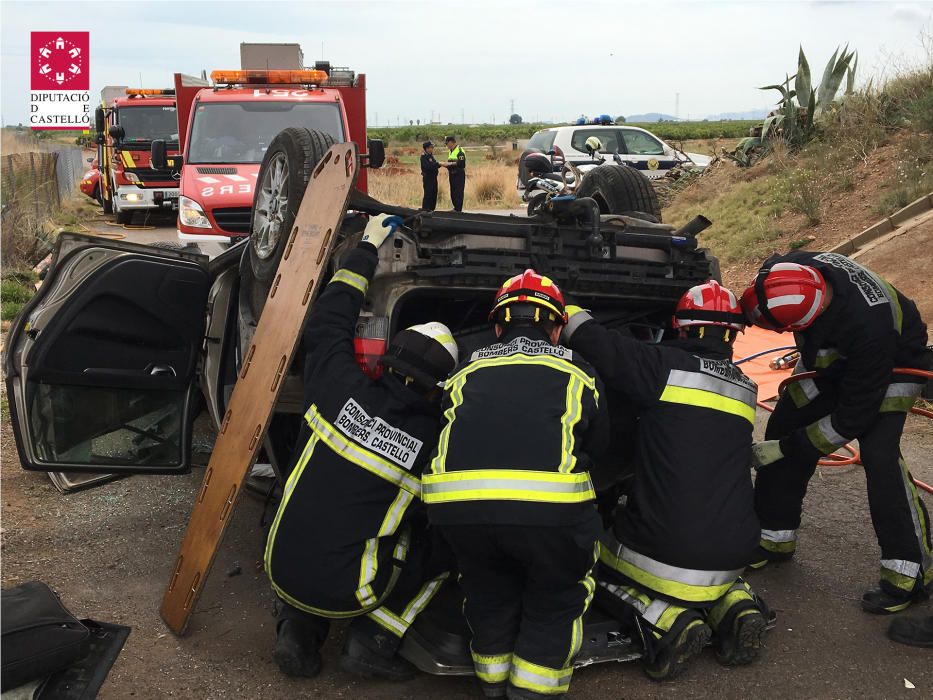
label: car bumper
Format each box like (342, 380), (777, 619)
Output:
(177, 230), (232, 244)
(115, 185), (179, 210)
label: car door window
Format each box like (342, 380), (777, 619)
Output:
(6, 241), (209, 473)
(621, 130), (665, 155)
(527, 130), (557, 152)
(569, 129), (621, 154)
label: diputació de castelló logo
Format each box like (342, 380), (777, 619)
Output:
(30, 31), (91, 130)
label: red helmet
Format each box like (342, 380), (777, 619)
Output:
(489, 269), (568, 325)
(740, 262), (827, 332)
(673, 280), (745, 331)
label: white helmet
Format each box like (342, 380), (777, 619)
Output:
(584, 136), (603, 154)
(382, 321), (459, 389)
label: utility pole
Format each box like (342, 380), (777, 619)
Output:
(375, 112), (379, 126)
(675, 92), (680, 120)
(510, 98), (514, 115)
(461, 108), (464, 124)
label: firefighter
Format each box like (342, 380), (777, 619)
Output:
(741, 252), (931, 614)
(888, 615), (933, 647)
(264, 214), (459, 681)
(422, 270), (609, 699)
(443, 135), (466, 212)
(420, 140), (440, 211)
(561, 281), (770, 680)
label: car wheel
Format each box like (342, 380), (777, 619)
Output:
(115, 208), (133, 225)
(576, 164), (662, 222)
(527, 192), (548, 217)
(249, 127), (336, 285)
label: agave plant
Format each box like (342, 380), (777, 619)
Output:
(731, 45), (857, 164)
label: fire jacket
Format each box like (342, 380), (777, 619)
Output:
(264, 242), (443, 616)
(765, 251), (929, 465)
(422, 326), (609, 527)
(564, 317), (760, 603)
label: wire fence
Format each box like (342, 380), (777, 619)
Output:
(1, 135), (88, 269)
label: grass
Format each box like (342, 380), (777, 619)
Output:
(369, 120), (758, 147)
(369, 159), (521, 210)
(1, 273), (37, 321)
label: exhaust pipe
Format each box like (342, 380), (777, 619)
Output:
(673, 215), (712, 238)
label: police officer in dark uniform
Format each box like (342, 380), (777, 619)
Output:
(423, 270), (609, 698)
(420, 140), (440, 211)
(562, 281), (770, 680)
(443, 135), (466, 212)
(741, 252), (931, 614)
(265, 214), (460, 681)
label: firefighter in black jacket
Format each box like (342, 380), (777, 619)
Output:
(420, 140), (440, 211)
(443, 135), (467, 212)
(264, 214), (459, 681)
(741, 252), (931, 614)
(423, 270), (609, 699)
(562, 281), (769, 680)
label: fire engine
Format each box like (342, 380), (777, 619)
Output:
(151, 64), (383, 244)
(94, 88), (181, 224)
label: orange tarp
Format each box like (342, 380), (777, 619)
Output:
(733, 326), (797, 402)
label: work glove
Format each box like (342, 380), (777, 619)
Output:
(362, 214), (403, 249)
(751, 440), (784, 470)
(561, 305), (593, 344)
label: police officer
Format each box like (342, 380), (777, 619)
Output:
(443, 135), (466, 212)
(562, 281), (770, 680)
(741, 252), (931, 614)
(420, 140), (440, 211)
(265, 214), (459, 681)
(422, 270), (609, 699)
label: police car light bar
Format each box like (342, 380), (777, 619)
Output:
(210, 69), (329, 86)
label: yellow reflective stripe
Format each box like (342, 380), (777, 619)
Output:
(566, 541), (598, 666)
(264, 434), (319, 575)
(558, 375), (584, 473)
(330, 268), (368, 295)
(430, 373), (468, 476)
(121, 150), (134, 168)
(473, 651), (512, 683)
(805, 415), (845, 454)
(880, 382), (923, 413)
(421, 469), (595, 505)
(368, 606), (408, 636)
(899, 457), (933, 573)
(510, 655), (572, 694)
(448, 353), (596, 391)
(379, 489), (413, 537)
(707, 579), (755, 630)
(659, 385), (755, 424)
(305, 405), (421, 496)
(356, 538), (379, 607)
(881, 279), (903, 332)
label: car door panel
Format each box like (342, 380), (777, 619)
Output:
(5, 235), (209, 475)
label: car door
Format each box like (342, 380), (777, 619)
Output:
(617, 128), (681, 179)
(4, 234), (210, 475)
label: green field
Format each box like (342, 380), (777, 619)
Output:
(368, 120), (758, 146)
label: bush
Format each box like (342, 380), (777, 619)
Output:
(469, 169), (506, 203)
(784, 169), (823, 226)
(1, 277), (34, 304)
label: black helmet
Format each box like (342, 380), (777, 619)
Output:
(523, 152), (552, 176)
(381, 322), (459, 392)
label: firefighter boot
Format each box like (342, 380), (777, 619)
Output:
(887, 615), (933, 648)
(273, 618), (323, 678)
(861, 579), (930, 615)
(339, 629), (416, 681)
(709, 579), (772, 666)
(643, 618), (712, 681)
(747, 545), (794, 571)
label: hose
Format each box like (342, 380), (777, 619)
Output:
(739, 345), (933, 495)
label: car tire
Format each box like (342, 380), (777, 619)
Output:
(576, 164), (662, 222)
(248, 127), (336, 285)
(699, 247), (722, 283)
(527, 192), (548, 217)
(115, 208), (133, 225)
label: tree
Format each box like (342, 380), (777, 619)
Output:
(615, 115), (626, 124)
(509, 113), (523, 125)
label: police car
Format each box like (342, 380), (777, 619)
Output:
(519, 122), (711, 185)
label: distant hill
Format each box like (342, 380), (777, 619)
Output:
(626, 112), (679, 123)
(702, 108), (769, 121)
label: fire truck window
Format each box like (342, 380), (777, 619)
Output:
(117, 106), (178, 143)
(188, 102), (345, 164)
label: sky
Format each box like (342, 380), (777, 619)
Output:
(2, 0), (932, 127)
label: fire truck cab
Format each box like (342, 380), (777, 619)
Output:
(153, 66), (382, 244)
(94, 88), (180, 224)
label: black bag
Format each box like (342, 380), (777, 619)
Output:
(1, 581), (91, 692)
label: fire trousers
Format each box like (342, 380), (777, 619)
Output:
(440, 517), (600, 696)
(756, 391), (932, 595)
